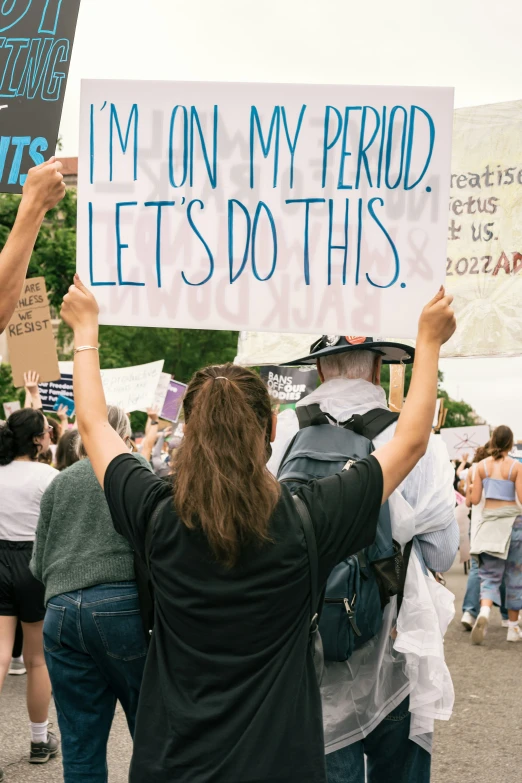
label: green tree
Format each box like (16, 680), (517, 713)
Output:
(0, 364), (24, 413)
(97, 325), (238, 382)
(438, 391), (477, 428)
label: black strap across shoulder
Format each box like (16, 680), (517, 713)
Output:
(296, 404), (331, 429)
(297, 404), (399, 441)
(293, 495), (319, 637)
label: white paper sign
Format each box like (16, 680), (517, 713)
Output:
(100, 360), (164, 412)
(139, 371), (171, 415)
(439, 424), (490, 460)
(78, 80), (454, 337)
(3, 401), (21, 419)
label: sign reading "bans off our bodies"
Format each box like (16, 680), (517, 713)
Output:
(78, 81), (453, 338)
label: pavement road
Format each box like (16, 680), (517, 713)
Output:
(0, 560), (520, 782)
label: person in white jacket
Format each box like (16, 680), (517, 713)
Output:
(268, 335), (459, 783)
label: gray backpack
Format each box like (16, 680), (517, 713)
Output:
(277, 405), (410, 662)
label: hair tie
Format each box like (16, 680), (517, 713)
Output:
(214, 376), (230, 381)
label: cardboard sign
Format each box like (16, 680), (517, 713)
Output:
(442, 99), (522, 358)
(53, 394), (74, 417)
(439, 424), (490, 460)
(0, 0), (81, 194)
(100, 360), (164, 412)
(260, 365), (318, 410)
(6, 277), (59, 386)
(160, 379), (188, 423)
(78, 80), (454, 338)
(38, 362), (74, 412)
(3, 400), (20, 419)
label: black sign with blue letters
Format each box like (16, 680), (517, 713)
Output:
(0, 0), (81, 193)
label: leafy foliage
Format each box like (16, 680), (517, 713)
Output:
(0, 363), (24, 412)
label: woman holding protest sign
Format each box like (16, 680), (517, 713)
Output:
(60, 275), (455, 783)
(0, 408), (59, 773)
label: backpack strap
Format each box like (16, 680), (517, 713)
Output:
(145, 494), (172, 571)
(343, 409), (399, 441)
(293, 495), (319, 638)
(297, 403), (331, 429)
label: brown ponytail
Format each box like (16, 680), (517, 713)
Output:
(489, 426), (514, 460)
(174, 364), (280, 568)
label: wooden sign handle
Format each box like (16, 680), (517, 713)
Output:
(389, 364), (406, 412)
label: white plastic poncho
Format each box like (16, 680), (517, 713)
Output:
(268, 378), (457, 754)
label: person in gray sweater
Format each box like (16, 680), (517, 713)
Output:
(31, 406), (149, 783)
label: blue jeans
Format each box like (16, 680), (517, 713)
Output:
(43, 582), (147, 783)
(462, 558), (480, 617)
(325, 698), (431, 783)
(463, 558), (508, 619)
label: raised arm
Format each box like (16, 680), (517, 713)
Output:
(373, 288), (456, 504)
(471, 463), (485, 506)
(61, 276), (127, 487)
(0, 159), (66, 334)
(515, 463), (522, 506)
(23, 371), (43, 410)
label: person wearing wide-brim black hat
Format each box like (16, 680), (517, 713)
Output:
(285, 334), (415, 367)
(268, 331), (459, 783)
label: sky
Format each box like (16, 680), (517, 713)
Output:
(57, 0), (522, 437)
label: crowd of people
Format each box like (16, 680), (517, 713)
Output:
(0, 163), (519, 783)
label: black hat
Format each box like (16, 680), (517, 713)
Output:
(285, 335), (415, 366)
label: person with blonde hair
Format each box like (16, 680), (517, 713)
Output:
(470, 426), (522, 644)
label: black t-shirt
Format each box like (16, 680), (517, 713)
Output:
(104, 453), (383, 783)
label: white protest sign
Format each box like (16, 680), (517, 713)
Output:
(442, 99), (522, 358)
(3, 401), (21, 419)
(139, 371), (171, 415)
(78, 81), (454, 338)
(100, 360), (164, 412)
(439, 424), (490, 460)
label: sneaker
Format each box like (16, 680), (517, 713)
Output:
(29, 731), (60, 764)
(501, 618), (509, 628)
(471, 615), (489, 645)
(8, 658), (26, 675)
(461, 611), (475, 631)
(507, 625), (522, 643)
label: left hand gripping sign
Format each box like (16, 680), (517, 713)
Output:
(77, 80), (454, 338)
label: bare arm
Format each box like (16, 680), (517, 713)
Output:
(140, 423), (160, 462)
(515, 463), (522, 505)
(471, 463), (484, 506)
(456, 455), (469, 476)
(373, 288), (456, 504)
(23, 371), (43, 410)
(61, 276), (126, 487)
(0, 159), (66, 333)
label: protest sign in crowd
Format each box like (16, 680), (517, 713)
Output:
(0, 4), (521, 783)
